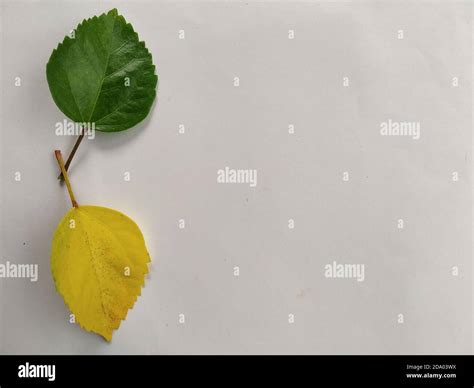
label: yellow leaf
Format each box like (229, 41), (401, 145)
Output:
(51, 205), (150, 341)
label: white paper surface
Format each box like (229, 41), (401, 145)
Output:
(0, 0), (472, 354)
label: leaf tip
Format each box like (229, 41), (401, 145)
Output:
(108, 8), (119, 17)
(102, 331), (113, 342)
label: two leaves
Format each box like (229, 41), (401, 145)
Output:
(48, 9), (156, 341)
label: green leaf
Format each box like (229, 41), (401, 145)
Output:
(46, 9), (158, 132)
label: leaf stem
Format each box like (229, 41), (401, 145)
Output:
(55, 150), (78, 208)
(58, 129), (85, 180)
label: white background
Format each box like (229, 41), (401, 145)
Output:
(0, 0), (472, 354)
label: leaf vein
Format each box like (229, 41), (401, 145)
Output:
(87, 14), (118, 122)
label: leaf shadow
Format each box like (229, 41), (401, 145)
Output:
(94, 111), (154, 151)
(64, 107), (156, 178)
